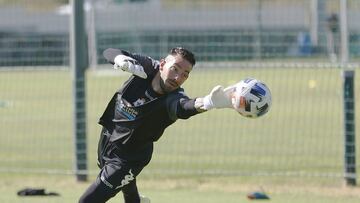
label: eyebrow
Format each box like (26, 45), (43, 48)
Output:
(173, 63), (191, 74)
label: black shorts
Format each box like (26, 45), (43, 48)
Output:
(97, 127), (151, 187)
(79, 163), (144, 203)
(79, 127), (150, 203)
(99, 160), (144, 191)
(97, 127), (153, 168)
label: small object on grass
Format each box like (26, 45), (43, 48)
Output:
(247, 191), (270, 200)
(17, 188), (60, 196)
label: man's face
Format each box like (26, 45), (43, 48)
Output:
(159, 55), (193, 93)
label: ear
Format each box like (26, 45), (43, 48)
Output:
(159, 59), (166, 71)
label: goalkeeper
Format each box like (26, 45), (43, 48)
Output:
(79, 47), (236, 203)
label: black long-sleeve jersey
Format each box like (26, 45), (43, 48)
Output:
(99, 49), (200, 162)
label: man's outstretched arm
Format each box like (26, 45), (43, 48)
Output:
(171, 84), (237, 120)
(103, 48), (148, 79)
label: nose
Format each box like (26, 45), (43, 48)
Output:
(174, 73), (180, 80)
(171, 75), (181, 85)
(173, 73), (181, 81)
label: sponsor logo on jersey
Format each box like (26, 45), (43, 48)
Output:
(117, 102), (139, 120)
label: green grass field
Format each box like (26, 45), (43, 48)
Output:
(1, 173), (360, 203)
(0, 67), (359, 202)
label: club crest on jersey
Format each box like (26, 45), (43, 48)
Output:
(133, 98), (146, 106)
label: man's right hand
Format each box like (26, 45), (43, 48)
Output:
(114, 55), (147, 79)
(195, 84), (236, 111)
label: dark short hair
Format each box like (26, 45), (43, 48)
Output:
(169, 47), (196, 66)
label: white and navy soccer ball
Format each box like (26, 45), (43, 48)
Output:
(231, 78), (272, 118)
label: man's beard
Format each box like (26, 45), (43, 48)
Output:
(159, 78), (169, 93)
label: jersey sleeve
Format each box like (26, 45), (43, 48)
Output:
(166, 90), (201, 121)
(103, 48), (158, 77)
(130, 53), (159, 77)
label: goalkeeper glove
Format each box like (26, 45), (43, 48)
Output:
(113, 55), (147, 79)
(195, 85), (236, 111)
